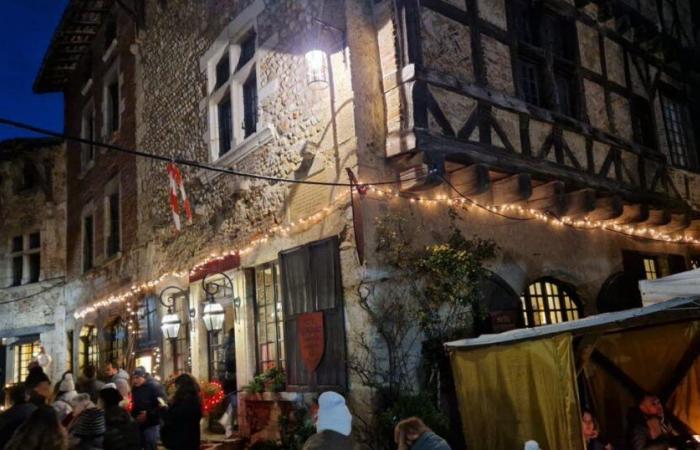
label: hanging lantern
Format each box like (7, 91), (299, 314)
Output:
(202, 300), (225, 332)
(161, 311), (181, 340)
(305, 49), (328, 90)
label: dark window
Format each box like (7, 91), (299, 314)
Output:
(104, 18), (117, 50)
(108, 80), (120, 132)
(518, 59), (542, 106)
(279, 236), (347, 391)
(107, 192), (120, 257)
(217, 97), (233, 156)
(106, 318), (126, 367)
(215, 52), (230, 89)
(237, 32), (256, 71)
(83, 215), (94, 272)
(137, 295), (160, 349)
(11, 256), (22, 287)
(254, 264), (284, 372)
(81, 106), (96, 170)
(11, 236), (22, 252)
(28, 253), (40, 284)
(520, 279), (581, 327)
(20, 161), (36, 191)
(28, 232), (40, 249)
(511, 2), (579, 118)
(661, 93), (694, 168)
(631, 96), (657, 149)
(243, 72), (258, 138)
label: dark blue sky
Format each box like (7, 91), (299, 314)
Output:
(0, 1), (69, 141)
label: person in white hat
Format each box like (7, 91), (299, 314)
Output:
(524, 440), (541, 450)
(302, 391), (356, 450)
(52, 373), (77, 423)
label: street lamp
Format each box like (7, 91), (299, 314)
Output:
(305, 16), (345, 89)
(158, 286), (186, 339)
(201, 273), (234, 333)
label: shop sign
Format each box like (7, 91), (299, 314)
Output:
(298, 312), (324, 373)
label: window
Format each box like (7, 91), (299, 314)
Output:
(172, 292), (191, 374)
(105, 182), (120, 258)
(20, 161), (37, 191)
(80, 102), (96, 171)
(511, 1), (579, 118)
(253, 264), (284, 371)
(661, 93), (695, 168)
(83, 214), (94, 272)
(79, 326), (99, 370)
(103, 63), (120, 137)
(207, 319), (236, 384)
(631, 96), (657, 149)
(137, 295), (160, 349)
(7, 232), (41, 286)
(520, 279), (581, 327)
(207, 29), (259, 159)
(105, 318), (126, 368)
(279, 236), (347, 391)
(13, 338), (39, 383)
(642, 257), (658, 280)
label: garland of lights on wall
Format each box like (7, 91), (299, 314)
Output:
(74, 182), (700, 319)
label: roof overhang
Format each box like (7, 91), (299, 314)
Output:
(445, 296), (700, 350)
(33, 0), (115, 93)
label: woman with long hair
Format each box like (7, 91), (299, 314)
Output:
(161, 374), (202, 450)
(5, 405), (68, 450)
(394, 417), (451, 450)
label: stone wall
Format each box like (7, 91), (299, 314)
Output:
(0, 139), (68, 383)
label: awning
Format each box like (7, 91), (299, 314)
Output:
(445, 296), (700, 350)
(640, 268), (700, 306)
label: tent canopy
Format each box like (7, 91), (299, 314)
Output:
(640, 268), (700, 305)
(446, 297), (700, 450)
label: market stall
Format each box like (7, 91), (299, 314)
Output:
(446, 296), (700, 450)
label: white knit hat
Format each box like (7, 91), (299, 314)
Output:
(316, 391), (352, 436)
(524, 440), (542, 450)
(59, 373), (75, 393)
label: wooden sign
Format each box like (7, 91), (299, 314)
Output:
(298, 312), (325, 373)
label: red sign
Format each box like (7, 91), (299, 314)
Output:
(298, 312), (325, 373)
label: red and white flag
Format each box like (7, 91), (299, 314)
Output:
(167, 162), (193, 231)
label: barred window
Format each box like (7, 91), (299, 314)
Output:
(14, 338), (40, 383)
(254, 263), (284, 372)
(661, 94), (694, 168)
(79, 326), (100, 370)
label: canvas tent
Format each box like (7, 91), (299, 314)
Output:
(640, 267), (700, 305)
(446, 296), (700, 450)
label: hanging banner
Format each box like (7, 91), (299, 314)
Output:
(167, 162), (193, 231)
(298, 312), (325, 373)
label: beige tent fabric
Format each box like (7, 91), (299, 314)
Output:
(450, 334), (584, 450)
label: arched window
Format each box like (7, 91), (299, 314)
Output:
(520, 278), (582, 327)
(105, 318), (126, 368)
(79, 326), (99, 369)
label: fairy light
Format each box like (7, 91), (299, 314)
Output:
(74, 190), (350, 319)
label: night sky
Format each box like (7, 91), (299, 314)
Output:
(0, 1), (69, 141)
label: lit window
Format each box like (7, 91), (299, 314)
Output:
(14, 339), (40, 382)
(521, 279), (581, 327)
(79, 326), (99, 370)
(643, 257), (658, 280)
(106, 318), (126, 367)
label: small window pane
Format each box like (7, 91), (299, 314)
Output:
(521, 280), (581, 328)
(11, 256), (22, 286)
(28, 253), (40, 283)
(217, 97), (233, 156)
(236, 32), (256, 71)
(215, 52), (230, 89)
(12, 236), (23, 252)
(243, 71), (258, 138)
(29, 232), (40, 249)
(108, 81), (120, 132)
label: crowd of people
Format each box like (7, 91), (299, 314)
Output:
(0, 360), (202, 450)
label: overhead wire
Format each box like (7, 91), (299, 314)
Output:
(0, 117), (424, 187)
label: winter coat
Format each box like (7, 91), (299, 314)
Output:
(411, 431), (452, 450)
(130, 382), (161, 429)
(161, 396), (202, 450)
(626, 408), (688, 450)
(110, 369), (130, 385)
(0, 403), (37, 449)
(103, 406), (140, 450)
(302, 430), (357, 450)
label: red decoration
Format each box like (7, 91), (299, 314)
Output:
(298, 312), (325, 373)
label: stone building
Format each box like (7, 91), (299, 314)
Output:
(0, 137), (67, 385)
(19, 0), (700, 444)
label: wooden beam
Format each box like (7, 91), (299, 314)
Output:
(490, 173), (532, 205)
(447, 164), (490, 196)
(607, 203), (649, 224)
(528, 181), (566, 216)
(587, 196), (624, 221)
(563, 189), (596, 218)
(656, 213), (691, 234)
(641, 209), (672, 227)
(399, 164), (434, 192)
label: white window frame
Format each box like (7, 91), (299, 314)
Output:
(80, 100), (96, 174)
(201, 0), (277, 165)
(103, 176), (122, 259)
(102, 59), (122, 140)
(6, 232), (41, 287)
(81, 203), (96, 273)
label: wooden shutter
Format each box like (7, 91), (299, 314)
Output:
(280, 236), (347, 392)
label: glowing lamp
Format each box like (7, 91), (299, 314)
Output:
(202, 300), (225, 332)
(305, 49), (328, 90)
(161, 311), (181, 340)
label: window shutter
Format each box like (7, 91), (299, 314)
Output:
(280, 236), (347, 391)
